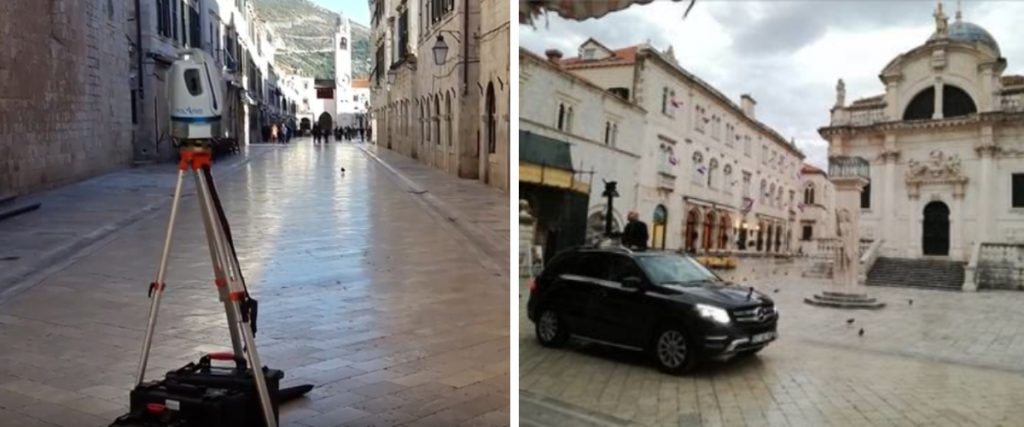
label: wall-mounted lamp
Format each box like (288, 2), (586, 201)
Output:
(432, 35), (449, 66)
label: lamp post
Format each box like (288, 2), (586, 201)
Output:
(602, 181), (619, 237)
(386, 68), (397, 85)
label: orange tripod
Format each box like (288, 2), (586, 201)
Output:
(135, 142), (278, 427)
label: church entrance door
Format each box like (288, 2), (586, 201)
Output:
(922, 201), (950, 256)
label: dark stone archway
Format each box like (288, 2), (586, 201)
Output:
(923, 201), (950, 255)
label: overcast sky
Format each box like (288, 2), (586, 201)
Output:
(520, 0), (1024, 169)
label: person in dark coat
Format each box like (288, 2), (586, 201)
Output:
(621, 211), (649, 250)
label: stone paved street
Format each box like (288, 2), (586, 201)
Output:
(519, 259), (1024, 427)
(0, 139), (509, 427)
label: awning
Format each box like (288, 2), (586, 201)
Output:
(519, 130), (589, 194)
(519, 0), (693, 24)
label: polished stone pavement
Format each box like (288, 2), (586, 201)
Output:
(0, 139), (509, 426)
(519, 259), (1024, 427)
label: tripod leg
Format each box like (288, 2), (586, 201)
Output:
(195, 170), (278, 427)
(136, 168), (186, 386)
(231, 300), (278, 427)
(193, 170), (245, 357)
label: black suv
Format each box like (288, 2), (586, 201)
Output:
(527, 246), (778, 374)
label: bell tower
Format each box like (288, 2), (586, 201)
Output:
(334, 13), (353, 125)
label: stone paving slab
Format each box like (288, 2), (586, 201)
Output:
(0, 139), (509, 426)
(0, 148), (264, 302)
(520, 259), (1024, 426)
(357, 143), (509, 276)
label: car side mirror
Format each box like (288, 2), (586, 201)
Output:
(622, 276), (643, 290)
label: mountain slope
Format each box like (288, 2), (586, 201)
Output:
(252, 0), (371, 80)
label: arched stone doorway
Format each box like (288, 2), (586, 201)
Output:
(652, 205), (667, 250)
(317, 112), (333, 136)
(300, 118), (311, 134)
(719, 213), (731, 251)
(685, 209), (698, 253)
(702, 211), (715, 252)
(923, 201), (950, 255)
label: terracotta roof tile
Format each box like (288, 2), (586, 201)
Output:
(562, 46), (639, 70)
(801, 163), (826, 175)
(352, 79), (370, 89)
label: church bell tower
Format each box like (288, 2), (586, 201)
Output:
(334, 13), (354, 125)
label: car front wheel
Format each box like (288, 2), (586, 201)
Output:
(535, 309), (569, 347)
(652, 326), (696, 375)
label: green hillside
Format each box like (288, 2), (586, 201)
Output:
(252, 0), (372, 80)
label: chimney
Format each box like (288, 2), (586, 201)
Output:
(740, 94), (757, 119)
(545, 49), (564, 65)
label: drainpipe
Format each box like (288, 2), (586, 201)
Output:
(462, 0), (468, 93)
(135, 0), (144, 98)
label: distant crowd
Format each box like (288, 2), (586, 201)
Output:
(259, 123), (370, 144)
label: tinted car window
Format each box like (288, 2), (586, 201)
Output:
(567, 253), (610, 279)
(603, 254), (645, 283)
(637, 254), (718, 285)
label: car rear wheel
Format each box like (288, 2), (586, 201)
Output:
(652, 326), (696, 375)
(536, 309), (569, 347)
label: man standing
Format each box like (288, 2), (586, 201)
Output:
(621, 211), (649, 250)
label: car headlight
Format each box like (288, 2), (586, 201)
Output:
(696, 303), (730, 324)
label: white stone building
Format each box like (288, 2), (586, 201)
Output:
(368, 0), (509, 191)
(519, 49), (646, 255)
(796, 163), (837, 256)
(546, 39), (806, 254)
(821, 3), (1024, 263)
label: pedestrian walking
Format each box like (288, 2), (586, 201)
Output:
(270, 124), (279, 143)
(621, 211), (650, 250)
(312, 124), (320, 144)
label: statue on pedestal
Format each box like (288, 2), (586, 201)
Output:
(834, 208), (857, 287)
(835, 79), (846, 108)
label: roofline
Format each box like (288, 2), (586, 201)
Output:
(520, 48), (647, 113)
(638, 47), (805, 159)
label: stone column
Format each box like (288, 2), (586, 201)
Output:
(832, 176), (869, 289)
(881, 134), (899, 253)
(977, 125), (997, 245)
(933, 77), (944, 120)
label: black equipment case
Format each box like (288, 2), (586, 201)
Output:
(109, 353), (282, 427)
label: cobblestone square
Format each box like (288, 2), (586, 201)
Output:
(519, 259), (1024, 426)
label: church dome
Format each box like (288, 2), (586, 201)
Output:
(945, 20), (1000, 55)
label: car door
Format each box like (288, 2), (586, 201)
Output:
(585, 254), (654, 348)
(547, 253), (607, 337)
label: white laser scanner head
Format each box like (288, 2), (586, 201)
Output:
(168, 48), (224, 140)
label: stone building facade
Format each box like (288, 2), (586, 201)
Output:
(821, 4), (1024, 262)
(796, 163), (837, 255)
(519, 49), (646, 256)
(543, 39), (806, 254)
(477, 0), (511, 190)
(0, 0), (134, 197)
(368, 0), (508, 192)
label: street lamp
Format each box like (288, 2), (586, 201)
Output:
(432, 35), (449, 66)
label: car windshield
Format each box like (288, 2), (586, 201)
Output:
(637, 254), (719, 286)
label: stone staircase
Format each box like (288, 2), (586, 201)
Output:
(866, 257), (965, 291)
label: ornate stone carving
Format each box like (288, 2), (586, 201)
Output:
(905, 150), (967, 198)
(834, 209), (858, 288)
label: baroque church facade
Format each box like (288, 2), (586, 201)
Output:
(821, 2), (1024, 262)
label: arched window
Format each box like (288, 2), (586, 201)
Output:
(557, 103), (566, 130)
(692, 151), (704, 184)
(445, 92), (452, 146)
(340, 37), (348, 50)
(719, 213), (730, 250)
(903, 85), (977, 120)
(708, 158), (719, 189)
(759, 179), (767, 203)
(703, 211), (715, 251)
(434, 95), (441, 145)
(804, 183), (815, 205)
(769, 183), (776, 206)
(943, 85), (976, 118)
